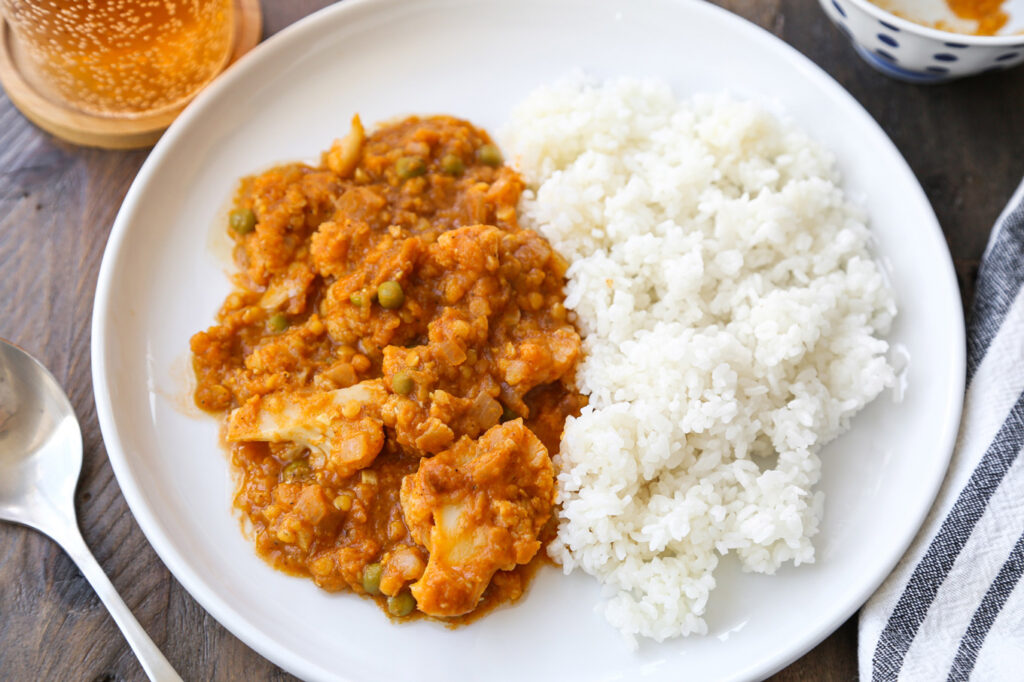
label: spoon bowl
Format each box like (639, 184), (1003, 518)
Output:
(0, 339), (81, 536)
(0, 339), (182, 682)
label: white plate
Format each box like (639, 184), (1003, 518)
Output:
(91, 1), (965, 680)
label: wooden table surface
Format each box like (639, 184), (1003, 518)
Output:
(1, 1), (1021, 680)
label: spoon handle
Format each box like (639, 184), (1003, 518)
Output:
(59, 527), (184, 682)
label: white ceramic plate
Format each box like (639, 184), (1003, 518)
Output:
(91, 1), (966, 680)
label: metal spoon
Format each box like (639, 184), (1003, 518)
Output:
(0, 339), (182, 682)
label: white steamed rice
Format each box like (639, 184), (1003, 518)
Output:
(501, 77), (897, 645)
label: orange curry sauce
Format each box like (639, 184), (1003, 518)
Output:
(876, 0), (1010, 35)
(190, 116), (584, 621)
(946, 0), (1009, 34)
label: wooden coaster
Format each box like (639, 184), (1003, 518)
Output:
(0, 0), (262, 150)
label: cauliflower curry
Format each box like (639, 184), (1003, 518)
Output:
(190, 115), (583, 621)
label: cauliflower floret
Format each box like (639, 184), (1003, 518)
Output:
(324, 114), (365, 179)
(399, 420), (554, 617)
(258, 261), (316, 314)
(378, 545), (428, 597)
(227, 380), (387, 480)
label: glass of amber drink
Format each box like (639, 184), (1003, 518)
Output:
(0, 0), (234, 117)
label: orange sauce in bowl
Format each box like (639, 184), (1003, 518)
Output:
(944, 0), (1008, 35)
(871, 0), (1011, 36)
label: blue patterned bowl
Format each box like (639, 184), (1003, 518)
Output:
(819, 0), (1024, 82)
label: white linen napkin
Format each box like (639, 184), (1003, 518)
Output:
(859, 178), (1024, 681)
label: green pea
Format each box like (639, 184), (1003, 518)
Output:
(377, 281), (405, 310)
(392, 373), (414, 395)
(476, 144), (502, 167)
(387, 591), (416, 617)
(229, 208), (256, 235)
(440, 154), (465, 176)
(281, 459), (309, 482)
(349, 292), (364, 307)
(395, 156), (426, 179)
(268, 312), (289, 333)
(362, 562), (383, 595)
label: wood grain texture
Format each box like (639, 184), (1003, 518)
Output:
(0, 1), (1021, 680)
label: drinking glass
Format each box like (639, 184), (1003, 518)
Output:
(0, 0), (234, 117)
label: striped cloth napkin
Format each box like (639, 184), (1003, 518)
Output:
(859, 178), (1024, 681)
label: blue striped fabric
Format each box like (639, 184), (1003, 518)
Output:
(860, 178), (1024, 682)
(871, 396), (1024, 680)
(966, 198), (1024, 381)
(947, 530), (1024, 678)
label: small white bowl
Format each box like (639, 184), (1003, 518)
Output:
(818, 0), (1024, 82)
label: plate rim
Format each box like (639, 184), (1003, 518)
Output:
(90, 0), (967, 680)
